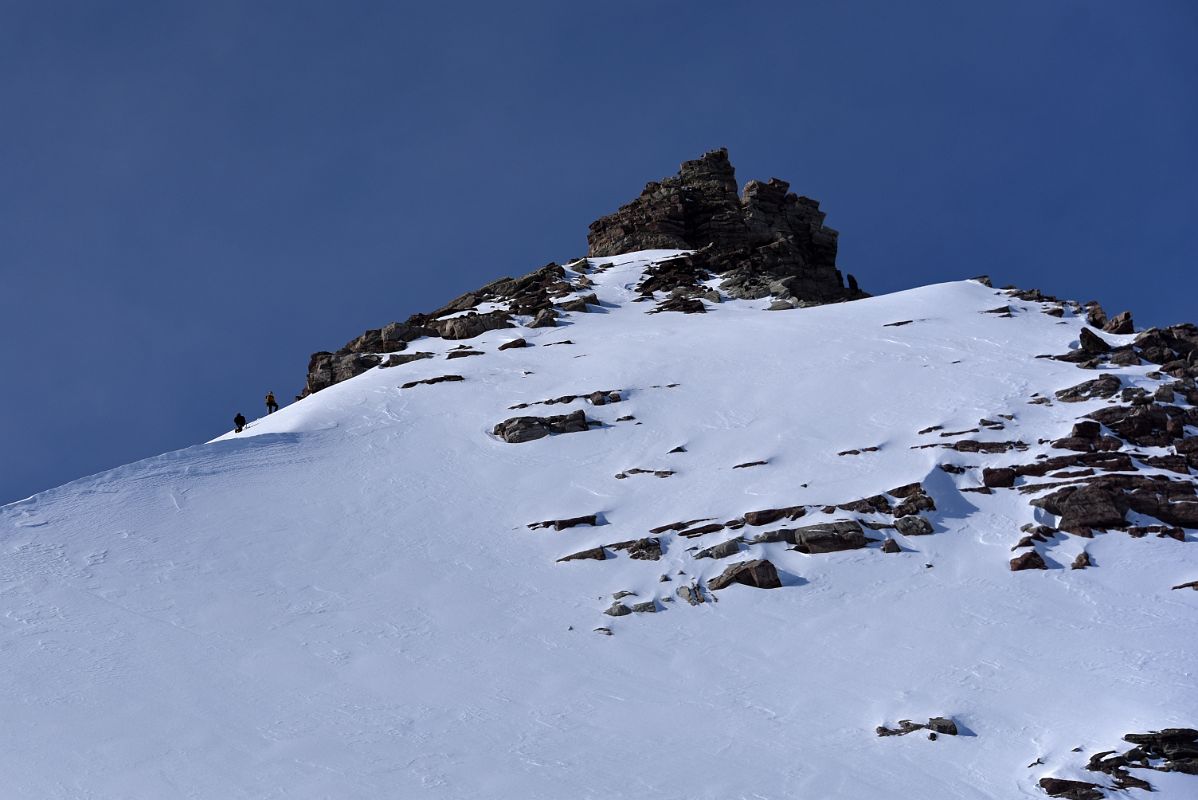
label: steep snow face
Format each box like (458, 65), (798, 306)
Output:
(2, 252), (1196, 800)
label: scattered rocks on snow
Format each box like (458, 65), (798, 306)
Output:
(498, 338), (528, 350)
(508, 390), (621, 410)
(1071, 551), (1091, 570)
(1030, 475), (1198, 532)
(881, 538), (902, 553)
(926, 440), (1030, 454)
(1097, 728), (1198, 785)
(446, 349), (484, 360)
(732, 460), (769, 469)
(1121, 727), (1198, 764)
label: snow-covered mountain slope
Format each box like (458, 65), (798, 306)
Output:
(2, 251), (1196, 800)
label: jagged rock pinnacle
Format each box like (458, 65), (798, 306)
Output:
(587, 148), (864, 303)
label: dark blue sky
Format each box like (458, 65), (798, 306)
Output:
(2, 1), (1195, 504)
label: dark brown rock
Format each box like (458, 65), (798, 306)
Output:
(1079, 328), (1112, 354)
(303, 351), (383, 395)
(400, 375), (465, 389)
(607, 538), (663, 561)
(1033, 483), (1128, 533)
(492, 410), (592, 443)
(838, 495), (894, 515)
(1037, 777), (1105, 800)
(1056, 374), (1122, 403)
(743, 506), (806, 526)
(676, 583), (706, 605)
(556, 546), (606, 563)
(379, 352), (434, 368)
(604, 602), (631, 617)
(983, 467), (1017, 488)
(790, 521), (868, 553)
(1011, 551), (1048, 571)
(528, 514), (600, 531)
(498, 338), (528, 350)
(708, 559), (783, 590)
(693, 538), (743, 560)
(1104, 311), (1134, 334)
(893, 487), (936, 517)
(927, 717), (958, 736)
(431, 310), (513, 340)
(894, 516), (934, 536)
(678, 523), (726, 539)
(530, 307), (558, 328)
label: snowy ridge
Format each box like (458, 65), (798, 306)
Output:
(2, 251), (1196, 799)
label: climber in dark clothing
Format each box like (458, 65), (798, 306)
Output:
(233, 412), (247, 433)
(265, 391), (278, 414)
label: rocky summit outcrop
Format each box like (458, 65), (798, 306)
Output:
(587, 148), (866, 304)
(295, 148), (869, 397)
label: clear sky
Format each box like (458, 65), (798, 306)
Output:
(1, 0), (1195, 505)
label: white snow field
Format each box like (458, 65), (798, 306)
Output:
(2, 252), (1195, 799)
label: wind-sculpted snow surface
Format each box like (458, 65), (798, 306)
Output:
(2, 251), (1196, 799)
